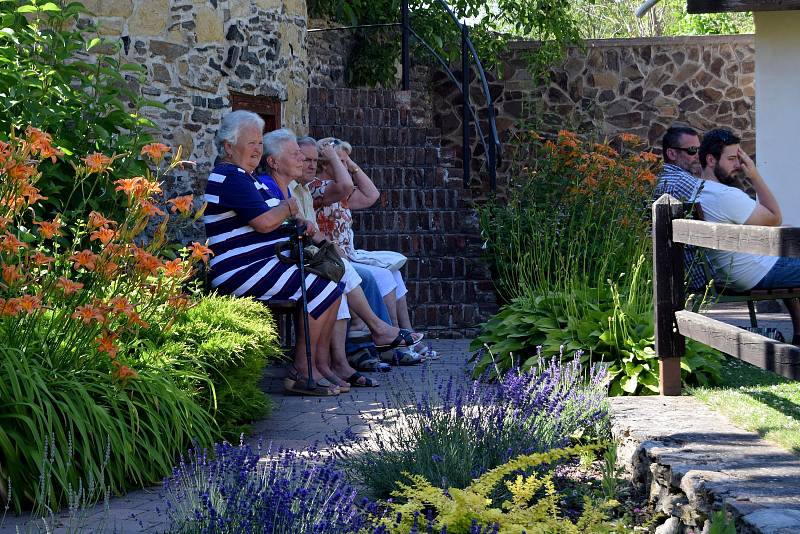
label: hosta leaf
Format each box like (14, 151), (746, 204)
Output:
(621, 374), (639, 393)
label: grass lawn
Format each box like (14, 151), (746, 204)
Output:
(690, 356), (800, 454)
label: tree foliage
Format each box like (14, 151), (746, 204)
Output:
(569, 0), (753, 39)
(0, 0), (158, 220)
(308, 0), (584, 87)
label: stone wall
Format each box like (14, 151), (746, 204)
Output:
(308, 87), (496, 337)
(306, 18), (354, 89)
(431, 35), (756, 195)
(85, 0), (309, 199)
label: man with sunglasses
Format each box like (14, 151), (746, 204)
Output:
(654, 125), (706, 292)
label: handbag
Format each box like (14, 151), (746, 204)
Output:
(275, 239), (345, 283)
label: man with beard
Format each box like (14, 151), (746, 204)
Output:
(696, 128), (800, 344)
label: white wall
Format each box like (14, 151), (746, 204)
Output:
(755, 11), (800, 227)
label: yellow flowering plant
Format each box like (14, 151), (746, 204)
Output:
(373, 444), (627, 534)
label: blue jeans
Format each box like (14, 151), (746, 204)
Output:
(346, 264), (392, 354)
(754, 256), (800, 289)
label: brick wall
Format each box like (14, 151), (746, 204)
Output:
(308, 87), (496, 338)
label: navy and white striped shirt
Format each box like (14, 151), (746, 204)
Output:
(202, 163), (343, 318)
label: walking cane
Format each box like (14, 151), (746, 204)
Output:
(294, 219), (315, 390)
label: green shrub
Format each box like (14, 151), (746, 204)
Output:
(0, 346), (215, 513)
(471, 259), (723, 395)
(151, 295), (283, 439)
(0, 128), (215, 512)
(374, 444), (626, 533)
(0, 0), (157, 219)
(474, 130), (722, 393)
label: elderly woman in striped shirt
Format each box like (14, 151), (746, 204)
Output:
(202, 110), (343, 396)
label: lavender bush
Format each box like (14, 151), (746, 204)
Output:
(332, 354), (609, 497)
(161, 440), (374, 533)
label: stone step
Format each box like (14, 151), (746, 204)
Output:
(612, 395), (800, 534)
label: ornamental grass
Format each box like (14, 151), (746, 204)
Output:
(0, 126), (215, 512)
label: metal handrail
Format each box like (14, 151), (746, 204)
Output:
(404, 0), (502, 190)
(307, 0), (502, 190)
(406, 26), (492, 166)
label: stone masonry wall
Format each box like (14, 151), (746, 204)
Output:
(308, 87), (496, 337)
(84, 0), (309, 204)
(431, 35), (755, 196)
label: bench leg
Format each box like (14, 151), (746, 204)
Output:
(748, 300), (758, 328)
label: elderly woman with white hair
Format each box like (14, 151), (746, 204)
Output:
(310, 137), (435, 363)
(258, 128), (422, 389)
(202, 110), (343, 396)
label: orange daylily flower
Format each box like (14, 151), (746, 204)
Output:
(619, 132), (644, 145)
(639, 151), (660, 164)
(167, 294), (190, 310)
(83, 153), (112, 174)
(24, 126), (62, 162)
(26, 127), (62, 163)
(88, 211), (115, 230)
(96, 332), (119, 359)
(70, 249), (98, 271)
(167, 195), (193, 215)
(131, 246), (161, 275)
(0, 298), (21, 317)
(89, 227), (116, 245)
(0, 232), (27, 253)
(641, 170), (658, 184)
(112, 361), (138, 382)
(109, 296), (135, 317)
(140, 201), (166, 218)
(16, 294), (41, 314)
(2, 264), (22, 285)
(33, 252), (55, 265)
(162, 258), (186, 278)
(34, 217), (62, 239)
(95, 260), (120, 279)
(140, 143), (170, 162)
(189, 241), (213, 264)
(127, 311), (149, 329)
(71, 304), (106, 325)
(56, 276), (84, 295)
(0, 216), (9, 231)
(8, 164), (36, 182)
(115, 176), (162, 198)
(21, 184), (47, 204)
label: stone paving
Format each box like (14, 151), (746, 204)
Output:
(4, 303), (800, 533)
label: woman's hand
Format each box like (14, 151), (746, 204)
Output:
(319, 142), (337, 162)
(297, 218), (316, 236)
(285, 197), (301, 218)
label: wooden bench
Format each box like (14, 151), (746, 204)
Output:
(652, 194), (800, 394)
(682, 201), (799, 329)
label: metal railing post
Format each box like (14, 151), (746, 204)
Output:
(488, 103), (497, 190)
(461, 24), (471, 188)
(401, 0), (410, 90)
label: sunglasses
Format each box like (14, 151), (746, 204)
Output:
(670, 145), (699, 155)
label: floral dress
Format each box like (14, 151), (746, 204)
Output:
(309, 179), (355, 256)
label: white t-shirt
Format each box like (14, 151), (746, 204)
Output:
(697, 179), (777, 290)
